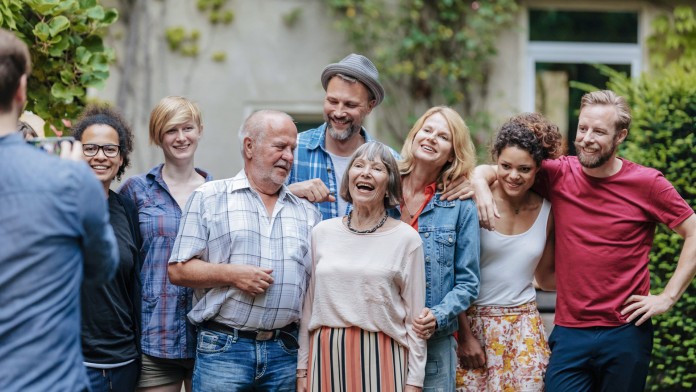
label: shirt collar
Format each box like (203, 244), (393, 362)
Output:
(0, 132), (24, 146)
(146, 163), (212, 188)
(232, 169), (298, 205)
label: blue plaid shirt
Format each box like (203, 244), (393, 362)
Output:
(287, 123), (399, 220)
(118, 164), (212, 359)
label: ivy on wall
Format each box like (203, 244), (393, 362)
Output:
(165, 0), (233, 62)
(327, 0), (518, 144)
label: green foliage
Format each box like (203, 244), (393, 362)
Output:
(0, 0), (117, 135)
(648, 5), (696, 71)
(603, 63), (696, 392)
(211, 51), (226, 62)
(166, 0), (233, 61)
(283, 7), (303, 28)
(196, 0), (234, 25)
(165, 27), (200, 57)
(327, 0), (518, 110)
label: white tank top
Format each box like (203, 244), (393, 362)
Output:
(473, 198), (551, 306)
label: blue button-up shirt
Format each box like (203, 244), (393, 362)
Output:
(118, 164), (212, 359)
(287, 123), (400, 220)
(0, 132), (118, 391)
(404, 195), (481, 337)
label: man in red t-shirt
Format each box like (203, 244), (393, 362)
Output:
(472, 90), (696, 392)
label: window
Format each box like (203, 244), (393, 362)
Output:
(525, 8), (640, 153)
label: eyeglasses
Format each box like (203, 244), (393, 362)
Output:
(82, 144), (121, 158)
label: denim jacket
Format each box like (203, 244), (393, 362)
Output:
(405, 194), (481, 338)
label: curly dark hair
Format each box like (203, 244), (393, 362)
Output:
(491, 112), (564, 166)
(72, 104), (134, 181)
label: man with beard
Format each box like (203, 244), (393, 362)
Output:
(472, 90), (696, 392)
(287, 53), (399, 220)
(168, 110), (321, 391)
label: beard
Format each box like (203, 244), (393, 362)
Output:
(574, 139), (618, 169)
(325, 114), (361, 142)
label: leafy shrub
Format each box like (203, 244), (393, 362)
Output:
(0, 0), (117, 134)
(605, 64), (696, 392)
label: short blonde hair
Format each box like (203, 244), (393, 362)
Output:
(399, 106), (476, 192)
(149, 96), (202, 146)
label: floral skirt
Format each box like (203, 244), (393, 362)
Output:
(456, 301), (550, 392)
(307, 326), (408, 392)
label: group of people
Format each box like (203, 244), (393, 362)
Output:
(1, 26), (695, 392)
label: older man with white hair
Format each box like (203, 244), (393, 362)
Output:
(168, 110), (321, 391)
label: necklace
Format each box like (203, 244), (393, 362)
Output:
(346, 211), (388, 234)
(402, 203), (415, 219)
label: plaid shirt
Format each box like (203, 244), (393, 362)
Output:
(169, 170), (321, 330)
(287, 123), (399, 220)
(118, 164), (212, 359)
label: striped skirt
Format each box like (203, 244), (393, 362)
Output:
(456, 301), (550, 391)
(307, 326), (408, 392)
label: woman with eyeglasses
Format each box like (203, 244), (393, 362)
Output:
(118, 96), (211, 392)
(72, 104), (143, 392)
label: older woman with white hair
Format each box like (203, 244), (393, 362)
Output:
(297, 141), (427, 392)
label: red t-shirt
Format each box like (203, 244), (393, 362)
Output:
(535, 156), (693, 327)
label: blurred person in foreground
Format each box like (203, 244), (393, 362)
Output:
(397, 107), (481, 391)
(0, 28), (118, 391)
(458, 113), (560, 391)
(73, 104), (142, 392)
(472, 90), (696, 391)
(169, 110), (321, 391)
(297, 141), (427, 392)
(118, 96), (212, 392)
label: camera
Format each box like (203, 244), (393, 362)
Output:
(26, 137), (75, 155)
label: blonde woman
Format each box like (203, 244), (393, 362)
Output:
(399, 106), (481, 391)
(118, 96), (211, 392)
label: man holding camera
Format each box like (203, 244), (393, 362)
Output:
(0, 28), (118, 391)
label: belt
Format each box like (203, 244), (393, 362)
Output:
(201, 320), (297, 341)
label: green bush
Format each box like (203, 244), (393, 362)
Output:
(606, 65), (696, 392)
(0, 0), (117, 135)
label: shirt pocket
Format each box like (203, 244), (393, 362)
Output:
(139, 202), (180, 238)
(434, 230), (456, 268)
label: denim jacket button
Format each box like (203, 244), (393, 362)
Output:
(448, 237), (453, 243)
(424, 233), (430, 238)
(425, 256), (430, 263)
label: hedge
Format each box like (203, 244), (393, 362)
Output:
(606, 66), (696, 391)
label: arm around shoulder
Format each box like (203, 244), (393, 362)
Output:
(471, 165), (499, 230)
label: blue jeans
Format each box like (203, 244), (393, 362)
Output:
(192, 327), (298, 391)
(86, 361), (139, 392)
(545, 322), (653, 392)
(423, 334), (457, 392)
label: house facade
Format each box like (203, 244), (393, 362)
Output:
(97, 0), (684, 181)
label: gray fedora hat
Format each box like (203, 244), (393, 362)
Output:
(320, 53), (385, 106)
